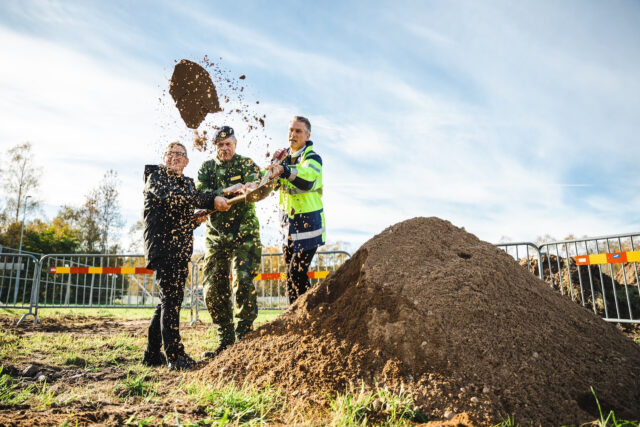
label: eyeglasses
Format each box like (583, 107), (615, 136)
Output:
(165, 151), (187, 159)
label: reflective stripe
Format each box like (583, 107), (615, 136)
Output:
(290, 226), (326, 241)
(286, 186), (323, 195)
(308, 163), (321, 173)
(287, 166), (298, 181)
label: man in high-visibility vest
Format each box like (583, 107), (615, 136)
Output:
(268, 116), (325, 303)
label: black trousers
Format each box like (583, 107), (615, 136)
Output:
(147, 258), (189, 360)
(284, 245), (317, 304)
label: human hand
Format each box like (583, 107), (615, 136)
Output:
(192, 209), (211, 225)
(245, 181), (259, 191)
(214, 196), (231, 211)
(271, 149), (287, 163)
(224, 183), (245, 196)
(266, 164), (284, 177)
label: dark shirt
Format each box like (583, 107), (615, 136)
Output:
(143, 164), (215, 269)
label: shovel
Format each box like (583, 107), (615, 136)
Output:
(226, 149), (288, 205)
(192, 148), (288, 218)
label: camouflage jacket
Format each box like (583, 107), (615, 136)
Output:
(196, 153), (261, 243)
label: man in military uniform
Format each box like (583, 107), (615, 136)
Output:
(196, 126), (262, 357)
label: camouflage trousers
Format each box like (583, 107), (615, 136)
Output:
(203, 237), (262, 329)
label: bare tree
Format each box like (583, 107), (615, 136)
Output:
(95, 169), (124, 253)
(1, 142), (41, 222)
(54, 171), (123, 254)
(57, 203), (101, 253)
(127, 219), (144, 253)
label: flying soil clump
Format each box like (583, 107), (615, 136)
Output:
(198, 217), (640, 424)
(169, 59), (221, 129)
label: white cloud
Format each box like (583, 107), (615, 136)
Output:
(0, 26), (169, 222)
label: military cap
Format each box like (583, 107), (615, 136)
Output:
(214, 126), (234, 142)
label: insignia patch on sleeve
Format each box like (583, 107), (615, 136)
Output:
(230, 175), (242, 181)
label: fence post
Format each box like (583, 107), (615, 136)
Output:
(17, 256), (41, 326)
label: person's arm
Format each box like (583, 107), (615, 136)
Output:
(246, 158), (261, 183)
(243, 158), (263, 191)
(196, 161), (225, 197)
(276, 152), (322, 191)
(191, 190), (230, 225)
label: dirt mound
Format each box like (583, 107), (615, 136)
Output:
(198, 217), (640, 424)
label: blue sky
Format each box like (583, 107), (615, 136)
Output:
(1, 0), (639, 252)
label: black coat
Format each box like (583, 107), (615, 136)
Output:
(143, 165), (215, 269)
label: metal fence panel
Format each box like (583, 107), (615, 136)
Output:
(0, 253), (40, 325)
(189, 250), (351, 323)
(539, 233), (640, 324)
(0, 252), (39, 308)
(36, 254), (160, 311)
(495, 242), (544, 280)
(5, 233), (639, 326)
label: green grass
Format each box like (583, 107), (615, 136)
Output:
(13, 331), (143, 369)
(183, 380), (285, 425)
(0, 332), (21, 360)
(0, 366), (34, 405)
(115, 370), (157, 401)
(124, 415), (156, 426)
(0, 366), (69, 409)
(327, 382), (427, 426)
(494, 414), (519, 427)
(492, 389), (640, 427)
(582, 387), (640, 427)
(2, 307), (283, 324)
(1, 307), (281, 368)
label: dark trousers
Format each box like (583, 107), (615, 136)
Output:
(284, 245), (317, 304)
(147, 259), (189, 360)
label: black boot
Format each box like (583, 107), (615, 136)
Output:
(236, 320), (253, 341)
(202, 324), (235, 359)
(142, 350), (167, 367)
(167, 352), (196, 371)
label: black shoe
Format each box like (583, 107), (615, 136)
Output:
(167, 353), (196, 371)
(236, 321), (253, 341)
(201, 342), (231, 360)
(202, 324), (235, 359)
(142, 350), (167, 367)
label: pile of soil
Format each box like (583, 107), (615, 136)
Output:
(520, 255), (640, 319)
(198, 217), (640, 424)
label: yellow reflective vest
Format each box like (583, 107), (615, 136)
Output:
(278, 141), (325, 250)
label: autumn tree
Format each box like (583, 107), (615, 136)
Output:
(1, 142), (41, 223)
(0, 217), (80, 254)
